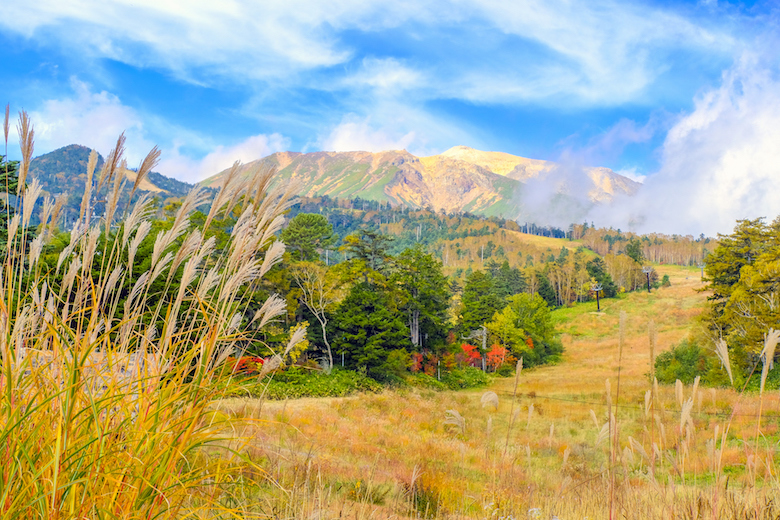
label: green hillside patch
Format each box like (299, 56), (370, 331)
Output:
(361, 165), (399, 200)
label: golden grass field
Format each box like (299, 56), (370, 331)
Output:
(219, 264), (780, 519)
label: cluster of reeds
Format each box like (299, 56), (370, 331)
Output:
(0, 109), (300, 518)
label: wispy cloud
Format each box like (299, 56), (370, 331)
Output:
(2, 0), (736, 106)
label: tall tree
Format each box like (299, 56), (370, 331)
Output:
(281, 213), (337, 262)
(460, 270), (503, 333)
(291, 261), (344, 368)
(394, 244), (450, 348)
(331, 281), (411, 379)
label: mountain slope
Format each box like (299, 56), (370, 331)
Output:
(29, 144), (193, 198)
(203, 146), (641, 220)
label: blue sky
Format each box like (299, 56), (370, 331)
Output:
(1, 0), (779, 234)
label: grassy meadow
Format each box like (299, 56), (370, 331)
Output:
(2, 112), (776, 519)
(218, 264), (780, 519)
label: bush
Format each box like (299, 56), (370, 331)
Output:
(230, 366), (383, 399)
(440, 366), (490, 389)
(654, 340), (711, 385)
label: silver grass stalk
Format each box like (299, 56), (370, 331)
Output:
(41, 196), (54, 230)
(196, 267), (221, 300)
(443, 409), (466, 435)
(149, 252), (173, 284)
(3, 104), (8, 143)
(219, 260), (260, 302)
(170, 229), (202, 276)
(259, 214), (287, 249)
(675, 379), (683, 407)
(224, 313), (242, 336)
(125, 272), (150, 313)
(202, 161), (241, 232)
(130, 145), (161, 198)
(81, 226), (102, 276)
(47, 193), (67, 239)
(80, 149), (98, 222)
(596, 421), (610, 448)
(254, 294), (287, 328)
(104, 162), (126, 229)
(480, 390), (499, 411)
(7, 214), (19, 247)
(714, 338), (734, 385)
(97, 133), (126, 192)
(122, 193), (154, 245)
(22, 178), (43, 229)
(680, 397), (694, 434)
(151, 217), (190, 266)
(590, 409), (599, 428)
(692, 375), (700, 404)
(102, 266), (124, 303)
(60, 258), (82, 300)
(644, 390), (652, 418)
(56, 220), (85, 272)
(284, 325), (307, 357)
(259, 240), (285, 278)
(629, 436), (650, 463)
(16, 111), (33, 194)
(128, 220), (152, 269)
(760, 328), (780, 394)
(258, 354), (283, 379)
(28, 236), (43, 268)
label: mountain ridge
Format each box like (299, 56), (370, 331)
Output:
(202, 146), (640, 220)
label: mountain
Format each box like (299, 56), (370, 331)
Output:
(28, 145), (196, 223)
(201, 146), (640, 220)
(29, 144), (193, 197)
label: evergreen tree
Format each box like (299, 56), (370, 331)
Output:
(394, 245), (450, 349)
(460, 270), (503, 333)
(331, 281), (411, 379)
(281, 213), (337, 262)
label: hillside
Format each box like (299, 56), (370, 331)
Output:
(28, 144), (195, 222)
(201, 146), (641, 220)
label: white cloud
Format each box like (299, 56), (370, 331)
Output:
(318, 114), (417, 153)
(608, 52), (780, 236)
(13, 80), (289, 183)
(26, 78), (154, 164)
(158, 133), (290, 183)
(616, 168), (646, 184)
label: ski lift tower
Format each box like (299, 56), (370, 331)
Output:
(642, 266), (653, 293)
(591, 282), (603, 311)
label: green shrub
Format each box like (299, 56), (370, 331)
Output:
(654, 340), (711, 385)
(229, 367), (383, 399)
(440, 366), (491, 389)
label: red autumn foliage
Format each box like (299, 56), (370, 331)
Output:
(525, 337), (534, 350)
(410, 353), (423, 372)
(486, 344), (507, 371)
(460, 343), (482, 368)
(231, 356), (265, 375)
